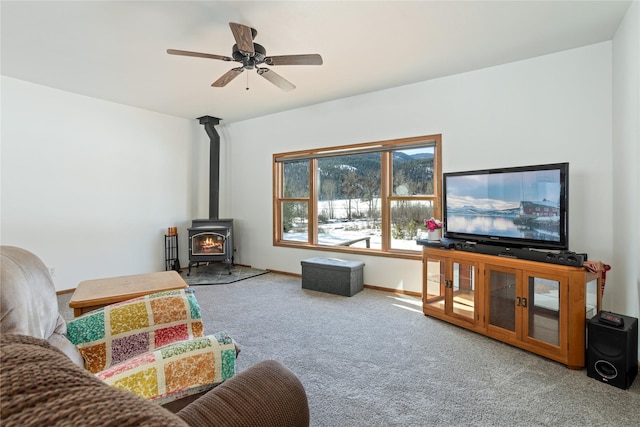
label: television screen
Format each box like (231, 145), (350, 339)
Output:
(443, 163), (569, 250)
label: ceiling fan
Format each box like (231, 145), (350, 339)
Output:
(167, 22), (323, 91)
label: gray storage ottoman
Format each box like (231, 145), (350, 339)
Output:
(301, 257), (365, 296)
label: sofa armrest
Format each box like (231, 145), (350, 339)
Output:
(176, 360), (309, 427)
(1, 334), (190, 427)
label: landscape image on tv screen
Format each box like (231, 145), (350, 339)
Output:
(445, 169), (562, 243)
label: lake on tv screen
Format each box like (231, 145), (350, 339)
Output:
(446, 214), (560, 242)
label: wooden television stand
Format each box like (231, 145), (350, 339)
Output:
(422, 247), (602, 369)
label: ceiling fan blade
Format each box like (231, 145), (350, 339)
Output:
(212, 67), (244, 87)
(257, 68), (295, 92)
(229, 22), (255, 55)
(167, 49), (232, 62)
(264, 54), (323, 66)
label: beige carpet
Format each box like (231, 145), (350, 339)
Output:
(59, 272), (640, 426)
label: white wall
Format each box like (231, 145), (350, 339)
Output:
(1, 76), (201, 291)
(1, 27), (632, 316)
(218, 42), (614, 295)
(612, 1), (640, 322)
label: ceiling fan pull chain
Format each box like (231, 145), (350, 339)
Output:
(246, 70), (249, 91)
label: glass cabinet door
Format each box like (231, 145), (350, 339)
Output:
(487, 268), (518, 335)
(451, 261), (475, 321)
(486, 267), (567, 354)
(523, 274), (565, 349)
(423, 257), (446, 314)
(424, 256), (477, 323)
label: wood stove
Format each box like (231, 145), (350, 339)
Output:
(187, 219), (234, 275)
(189, 117), (235, 277)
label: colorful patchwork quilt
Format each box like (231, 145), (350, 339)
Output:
(67, 289), (204, 373)
(96, 333), (236, 404)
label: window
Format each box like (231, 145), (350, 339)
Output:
(273, 135), (441, 257)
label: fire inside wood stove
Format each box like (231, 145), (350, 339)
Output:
(187, 219), (234, 276)
(193, 233), (225, 254)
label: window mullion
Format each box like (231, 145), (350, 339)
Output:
(309, 158), (318, 245)
(381, 151), (391, 251)
(434, 135), (443, 218)
(273, 161), (282, 242)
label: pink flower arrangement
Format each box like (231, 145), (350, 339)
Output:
(424, 217), (443, 232)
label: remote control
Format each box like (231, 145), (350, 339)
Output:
(599, 311), (624, 327)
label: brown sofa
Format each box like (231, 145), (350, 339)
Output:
(1, 334), (309, 426)
(0, 246), (309, 426)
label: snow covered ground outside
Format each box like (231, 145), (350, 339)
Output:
(284, 197), (423, 251)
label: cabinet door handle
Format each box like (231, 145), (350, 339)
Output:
(521, 297), (528, 308)
(445, 280), (453, 289)
(516, 297), (521, 306)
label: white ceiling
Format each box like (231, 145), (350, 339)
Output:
(1, 1), (631, 124)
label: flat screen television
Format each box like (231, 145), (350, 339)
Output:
(443, 162), (569, 250)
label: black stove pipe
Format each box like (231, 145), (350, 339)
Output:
(198, 116), (221, 220)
